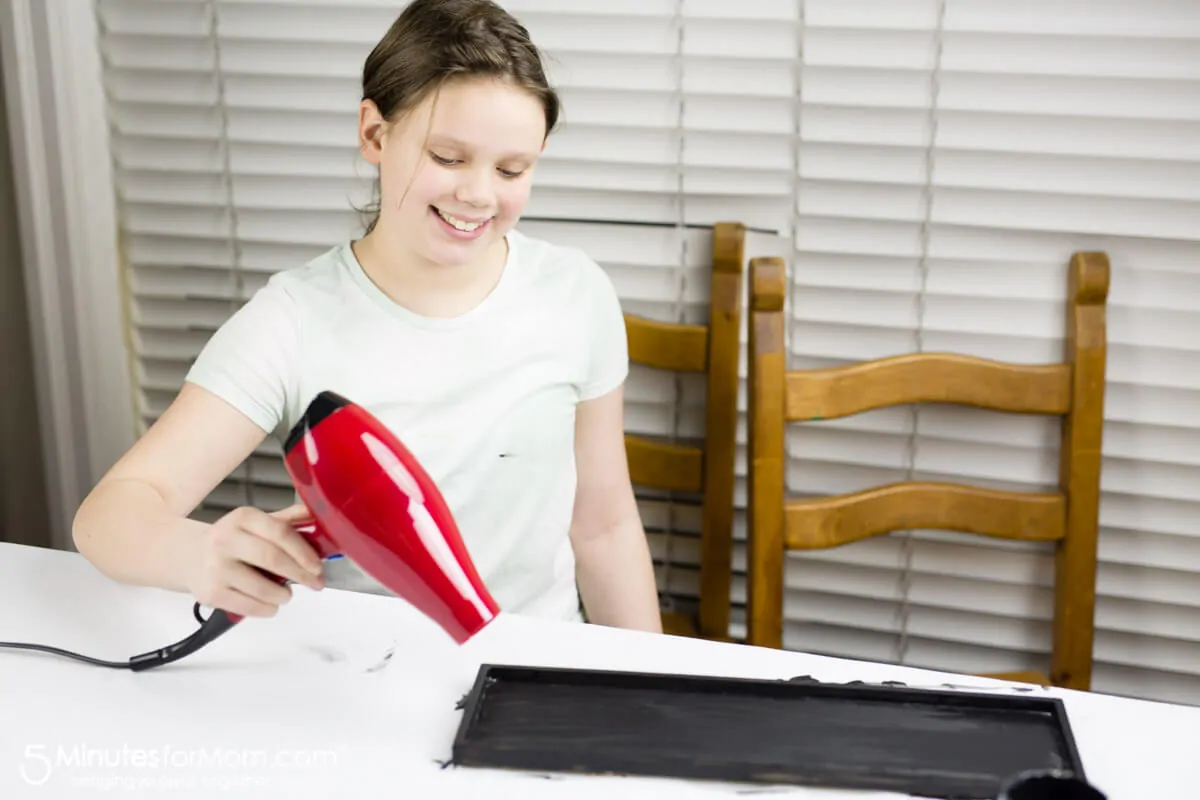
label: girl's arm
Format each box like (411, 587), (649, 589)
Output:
(73, 383), (325, 615)
(568, 384), (663, 633)
(74, 383), (263, 590)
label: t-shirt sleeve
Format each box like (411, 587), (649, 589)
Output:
(578, 257), (629, 401)
(184, 279), (299, 437)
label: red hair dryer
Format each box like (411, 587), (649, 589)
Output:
(281, 390), (500, 641)
(125, 391), (499, 670)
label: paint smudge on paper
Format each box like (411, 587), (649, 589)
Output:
(307, 645), (344, 664)
(366, 642), (397, 673)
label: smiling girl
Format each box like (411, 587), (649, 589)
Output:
(72, 0), (663, 634)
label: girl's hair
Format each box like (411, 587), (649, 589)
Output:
(358, 0), (561, 233)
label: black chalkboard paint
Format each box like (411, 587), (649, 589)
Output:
(450, 665), (1086, 800)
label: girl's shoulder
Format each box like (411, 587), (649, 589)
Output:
(508, 228), (616, 300)
(239, 243), (368, 325)
(264, 244), (356, 296)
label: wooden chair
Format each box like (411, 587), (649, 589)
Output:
(744, 252), (1109, 691)
(624, 221), (744, 641)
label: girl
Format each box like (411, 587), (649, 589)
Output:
(72, 0), (663, 634)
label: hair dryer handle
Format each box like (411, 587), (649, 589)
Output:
(221, 519), (337, 624)
(221, 567), (289, 625)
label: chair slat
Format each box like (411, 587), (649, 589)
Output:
(626, 435), (704, 494)
(625, 315), (708, 373)
(785, 353), (1071, 421)
(785, 482), (1066, 549)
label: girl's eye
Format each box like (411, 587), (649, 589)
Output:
(430, 150), (523, 177)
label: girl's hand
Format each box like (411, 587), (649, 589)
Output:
(183, 504), (325, 619)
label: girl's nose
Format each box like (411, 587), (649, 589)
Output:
(454, 169), (494, 208)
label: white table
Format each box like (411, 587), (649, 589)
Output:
(1, 542), (1196, 799)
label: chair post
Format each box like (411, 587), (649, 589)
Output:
(1052, 252), (1109, 690)
(746, 256), (788, 649)
(698, 222), (744, 640)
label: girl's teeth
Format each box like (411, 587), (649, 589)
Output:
(436, 208), (484, 232)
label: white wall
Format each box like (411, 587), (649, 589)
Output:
(0, 1), (135, 550)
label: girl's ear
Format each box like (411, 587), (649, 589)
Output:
(359, 99), (386, 165)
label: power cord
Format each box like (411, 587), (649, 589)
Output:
(0, 641), (129, 669)
(0, 602), (233, 671)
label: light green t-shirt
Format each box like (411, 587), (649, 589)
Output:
(185, 229), (629, 623)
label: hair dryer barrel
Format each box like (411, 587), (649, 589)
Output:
(283, 391), (500, 643)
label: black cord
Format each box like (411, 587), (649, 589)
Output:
(1, 604), (238, 672)
(0, 641), (130, 669)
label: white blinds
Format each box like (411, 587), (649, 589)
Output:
(720, 0), (1200, 706)
(95, 0), (1200, 705)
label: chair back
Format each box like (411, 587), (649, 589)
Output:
(745, 252), (1109, 690)
(625, 222), (745, 640)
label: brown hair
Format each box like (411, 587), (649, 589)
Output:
(358, 0), (560, 233)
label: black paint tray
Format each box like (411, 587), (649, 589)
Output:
(450, 664), (1086, 799)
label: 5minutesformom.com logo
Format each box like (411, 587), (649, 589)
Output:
(19, 743), (339, 787)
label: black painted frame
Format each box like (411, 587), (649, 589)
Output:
(450, 664), (1086, 800)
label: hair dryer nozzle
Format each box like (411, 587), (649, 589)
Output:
(283, 391), (500, 644)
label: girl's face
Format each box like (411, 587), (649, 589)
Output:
(358, 77), (547, 270)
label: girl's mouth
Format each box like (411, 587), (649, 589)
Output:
(432, 206), (491, 238)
